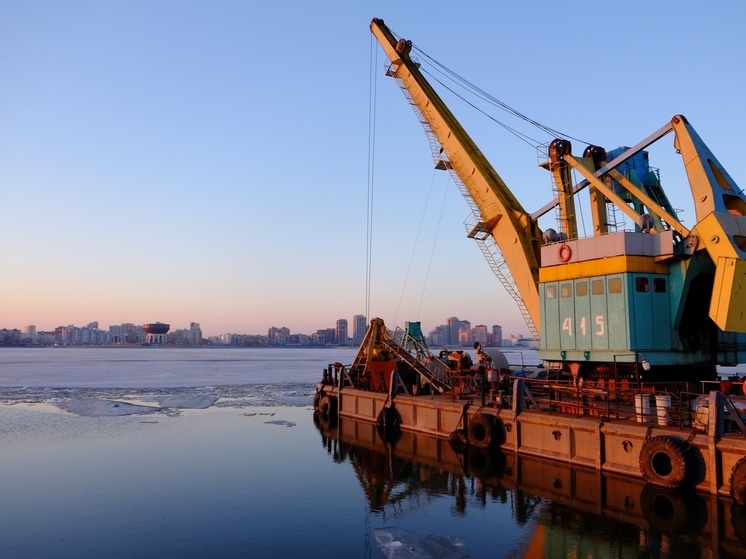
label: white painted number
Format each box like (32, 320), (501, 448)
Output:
(595, 315), (605, 336)
(562, 315), (604, 336)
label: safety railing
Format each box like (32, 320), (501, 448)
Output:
(515, 378), (697, 428)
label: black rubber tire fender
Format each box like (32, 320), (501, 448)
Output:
(312, 391), (322, 412)
(468, 413), (498, 450)
(317, 395), (338, 419)
(448, 429), (469, 454)
(639, 435), (693, 489)
(730, 456), (746, 506)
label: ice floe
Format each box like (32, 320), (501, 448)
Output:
(0, 384), (315, 417)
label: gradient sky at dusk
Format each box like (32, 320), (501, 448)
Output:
(2, 1), (745, 337)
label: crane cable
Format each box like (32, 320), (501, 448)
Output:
(402, 38), (595, 148)
(392, 167), (446, 329)
(417, 174), (451, 320)
(366, 35), (378, 321)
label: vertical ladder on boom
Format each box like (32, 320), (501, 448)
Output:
(389, 71), (539, 341)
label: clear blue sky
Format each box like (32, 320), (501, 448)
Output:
(2, 1), (745, 337)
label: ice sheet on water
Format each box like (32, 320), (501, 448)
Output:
(55, 399), (161, 417)
(264, 419), (296, 427)
(139, 394), (219, 409)
(0, 383), (316, 417)
(374, 527), (467, 559)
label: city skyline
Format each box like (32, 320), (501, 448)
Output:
(2, 4), (744, 341)
(2, 314), (522, 347)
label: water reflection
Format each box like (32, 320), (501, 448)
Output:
(315, 415), (746, 558)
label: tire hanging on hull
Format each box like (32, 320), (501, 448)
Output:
(639, 435), (694, 489)
(730, 456), (746, 506)
(468, 413), (503, 451)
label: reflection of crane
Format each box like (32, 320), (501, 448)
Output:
(370, 18), (746, 381)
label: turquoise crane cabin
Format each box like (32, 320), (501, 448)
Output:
(537, 226), (746, 380)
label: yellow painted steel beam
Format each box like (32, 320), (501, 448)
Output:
(710, 257), (746, 331)
(539, 255), (669, 282)
(605, 168), (689, 237)
(671, 115), (746, 221)
(370, 18), (542, 330)
(563, 155), (651, 231)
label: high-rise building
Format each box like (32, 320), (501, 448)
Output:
(472, 324), (488, 346)
(492, 325), (503, 347)
(336, 319), (348, 346)
(353, 314), (367, 346)
(458, 320), (472, 345)
(446, 317), (461, 346)
(189, 322), (203, 345)
(268, 326), (290, 345)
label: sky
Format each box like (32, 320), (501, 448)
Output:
(2, 1), (745, 338)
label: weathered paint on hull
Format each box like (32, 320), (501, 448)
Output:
(325, 385), (746, 499)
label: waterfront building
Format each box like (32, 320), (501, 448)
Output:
(268, 326), (290, 345)
(458, 320), (472, 345)
(492, 324), (503, 347)
(353, 314), (367, 346)
(472, 324), (488, 346)
(144, 323), (170, 345)
(336, 319), (348, 346)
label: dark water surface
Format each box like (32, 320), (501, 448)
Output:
(1, 348), (744, 558)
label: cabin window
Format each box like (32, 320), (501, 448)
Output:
(635, 277), (650, 292)
(653, 278), (667, 293)
(546, 285), (557, 299)
(560, 283), (572, 298)
(608, 278), (622, 294)
(576, 282), (588, 297)
(591, 279), (604, 295)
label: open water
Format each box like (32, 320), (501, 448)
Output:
(1, 347), (744, 558)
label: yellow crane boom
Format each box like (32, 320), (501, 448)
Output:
(370, 18), (543, 334)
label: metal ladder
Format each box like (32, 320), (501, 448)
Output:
(391, 73), (539, 341)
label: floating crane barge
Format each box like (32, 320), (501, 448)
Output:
(315, 18), (746, 504)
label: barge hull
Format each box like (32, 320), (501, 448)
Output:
(325, 385), (746, 499)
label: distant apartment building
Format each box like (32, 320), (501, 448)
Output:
(109, 323), (145, 344)
(427, 324), (448, 347)
(353, 314), (367, 346)
(170, 322), (203, 345)
(268, 326), (290, 345)
(472, 324), (488, 346)
(56, 324), (112, 345)
(313, 330), (328, 346)
(446, 317), (461, 346)
(458, 320), (472, 345)
(427, 320), (505, 348)
(336, 319), (348, 346)
(492, 325), (503, 347)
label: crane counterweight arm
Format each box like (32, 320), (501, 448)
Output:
(370, 18), (543, 330)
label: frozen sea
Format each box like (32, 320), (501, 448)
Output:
(1, 347), (744, 559)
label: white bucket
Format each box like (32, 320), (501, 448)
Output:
(655, 394), (672, 426)
(635, 394), (651, 423)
